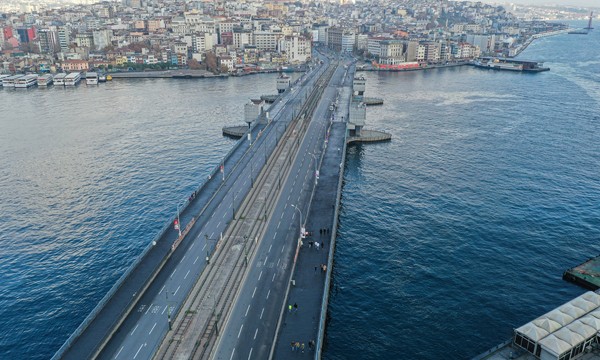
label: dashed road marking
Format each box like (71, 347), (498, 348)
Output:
(238, 324), (244, 338)
(184, 270), (190, 279)
(266, 289), (271, 299)
(115, 346), (124, 359)
(130, 324), (139, 336)
(272, 273), (276, 282)
(173, 285), (181, 296)
(260, 308), (264, 319)
(149, 322), (156, 335)
(258, 271), (263, 280)
(194, 256), (199, 264)
(245, 304), (250, 317)
(252, 287), (257, 298)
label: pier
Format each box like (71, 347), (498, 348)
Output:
(53, 52), (375, 360)
(563, 256), (600, 290)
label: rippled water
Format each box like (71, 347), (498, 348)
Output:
(0, 74), (291, 359)
(324, 30), (600, 359)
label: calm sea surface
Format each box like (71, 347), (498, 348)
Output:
(324, 29), (600, 359)
(1, 30), (599, 360)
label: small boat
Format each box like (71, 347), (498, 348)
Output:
(54, 73), (67, 86)
(106, 74), (113, 81)
(98, 73), (106, 82)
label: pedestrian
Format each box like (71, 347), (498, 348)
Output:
(301, 343), (305, 353)
(295, 342), (300, 351)
(288, 304), (292, 312)
(315, 242), (320, 250)
(314, 266), (318, 272)
(291, 342), (295, 351)
(293, 302), (298, 312)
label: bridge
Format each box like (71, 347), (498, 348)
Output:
(53, 53), (359, 360)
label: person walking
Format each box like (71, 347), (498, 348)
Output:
(293, 302), (298, 312)
(288, 304), (292, 312)
(291, 342), (295, 351)
(301, 343), (305, 353)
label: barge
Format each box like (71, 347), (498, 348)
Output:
(471, 57), (550, 72)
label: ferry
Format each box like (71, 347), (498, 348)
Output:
(2, 75), (24, 88)
(471, 57), (550, 72)
(15, 74), (38, 88)
(37, 74), (54, 87)
(0, 74), (10, 86)
(54, 73), (67, 86)
(85, 72), (99, 85)
(64, 72), (81, 86)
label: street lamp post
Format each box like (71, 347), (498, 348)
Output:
(175, 202), (184, 238)
(291, 204), (303, 240)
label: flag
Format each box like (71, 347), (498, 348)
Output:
(174, 219), (180, 230)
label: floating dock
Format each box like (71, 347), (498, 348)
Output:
(222, 125), (247, 138)
(563, 255), (600, 290)
(347, 129), (392, 144)
(260, 94), (279, 103)
(353, 96), (384, 105)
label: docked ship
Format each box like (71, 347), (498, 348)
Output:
(2, 74), (23, 87)
(471, 57), (550, 72)
(54, 73), (67, 86)
(0, 74), (10, 86)
(64, 72), (81, 86)
(37, 74), (54, 87)
(85, 72), (99, 85)
(15, 74), (38, 88)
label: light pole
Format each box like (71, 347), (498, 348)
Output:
(291, 204), (303, 240)
(175, 202), (184, 238)
(309, 152), (319, 185)
(204, 234), (219, 263)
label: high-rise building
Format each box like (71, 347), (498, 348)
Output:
(58, 27), (71, 52)
(37, 29), (59, 54)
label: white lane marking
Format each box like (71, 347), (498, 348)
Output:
(133, 343), (144, 359)
(272, 273), (276, 282)
(238, 324), (244, 338)
(162, 305), (167, 315)
(211, 212), (214, 218)
(273, 233), (277, 240)
(194, 256), (199, 264)
(228, 203), (232, 209)
(254, 328), (258, 340)
(170, 269), (176, 278)
(210, 232), (214, 238)
(248, 348), (253, 360)
(277, 221), (281, 229)
(159, 285), (165, 294)
(263, 257), (268, 265)
(258, 271), (263, 280)
(145, 304), (152, 314)
(268, 245), (272, 253)
(131, 324), (139, 335)
(252, 287), (257, 298)
(190, 243), (194, 250)
(222, 212), (226, 219)
(174, 285), (181, 296)
(230, 348), (236, 360)
(277, 258), (280, 266)
(181, 255), (186, 261)
(266, 289), (271, 299)
(280, 212), (284, 219)
(245, 304), (250, 317)
(217, 221), (221, 227)
(202, 244), (206, 251)
(281, 246), (284, 253)
(115, 346), (124, 359)
(260, 308), (265, 319)
(185, 270), (190, 279)
(287, 194), (291, 201)
(292, 213), (295, 220)
(149, 322), (157, 335)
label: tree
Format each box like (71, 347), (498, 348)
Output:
(204, 52), (218, 73)
(188, 58), (202, 70)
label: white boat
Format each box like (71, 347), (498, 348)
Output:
(0, 74), (10, 86)
(98, 74), (106, 82)
(64, 72), (81, 86)
(15, 74), (38, 88)
(85, 72), (99, 85)
(2, 75), (23, 88)
(37, 74), (54, 87)
(54, 73), (67, 86)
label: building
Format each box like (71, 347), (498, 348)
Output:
(279, 35), (311, 63)
(37, 29), (59, 54)
(92, 29), (113, 50)
(327, 27), (343, 52)
(61, 59), (89, 71)
(253, 31), (282, 51)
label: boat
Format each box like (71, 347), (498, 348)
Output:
(54, 73), (67, 86)
(471, 57), (550, 72)
(64, 72), (81, 86)
(0, 74), (10, 86)
(2, 75), (23, 88)
(106, 74), (112, 81)
(98, 73), (106, 82)
(37, 74), (54, 87)
(15, 74), (38, 88)
(85, 72), (99, 85)
(568, 29), (589, 35)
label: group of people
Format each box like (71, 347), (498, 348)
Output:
(290, 340), (316, 353)
(314, 264), (327, 273)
